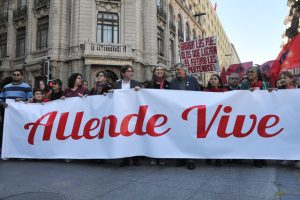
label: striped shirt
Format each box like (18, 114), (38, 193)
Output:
(0, 82), (33, 102)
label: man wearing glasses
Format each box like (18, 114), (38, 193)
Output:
(0, 69), (33, 108)
(225, 73), (241, 91)
(113, 65), (141, 90)
(113, 65), (142, 167)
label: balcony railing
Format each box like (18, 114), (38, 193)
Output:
(13, 6), (27, 20)
(0, 13), (8, 25)
(34, 0), (50, 9)
(84, 42), (134, 58)
(157, 6), (166, 21)
(169, 22), (176, 33)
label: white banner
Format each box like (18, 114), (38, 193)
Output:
(2, 89), (300, 160)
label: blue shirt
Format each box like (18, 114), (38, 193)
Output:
(0, 82), (33, 102)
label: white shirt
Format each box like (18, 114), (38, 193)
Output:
(121, 80), (131, 90)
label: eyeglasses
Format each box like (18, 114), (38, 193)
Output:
(97, 74), (104, 77)
(126, 70), (134, 73)
(13, 74), (21, 77)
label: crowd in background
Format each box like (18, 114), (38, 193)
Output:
(0, 63), (299, 170)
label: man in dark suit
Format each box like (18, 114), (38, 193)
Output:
(114, 65), (141, 167)
(113, 65), (141, 90)
(170, 63), (200, 170)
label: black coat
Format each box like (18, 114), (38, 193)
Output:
(113, 79), (142, 89)
(169, 76), (200, 91)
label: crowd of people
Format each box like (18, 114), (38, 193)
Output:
(0, 63), (299, 170)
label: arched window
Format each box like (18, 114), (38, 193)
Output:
(186, 22), (190, 41)
(97, 12), (119, 44)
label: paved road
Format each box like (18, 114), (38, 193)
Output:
(0, 159), (299, 200)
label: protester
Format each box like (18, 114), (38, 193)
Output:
(225, 73), (241, 91)
(29, 88), (49, 103)
(90, 71), (112, 95)
(0, 70), (33, 154)
(82, 80), (89, 92)
(170, 63), (200, 170)
(204, 74), (227, 167)
(144, 66), (169, 165)
(46, 79), (63, 101)
(241, 66), (269, 90)
(204, 74), (228, 93)
(114, 65), (142, 167)
(62, 73), (88, 98)
(278, 71), (295, 89)
(38, 79), (49, 99)
(276, 79), (283, 89)
(0, 69), (33, 108)
(277, 71), (299, 168)
(241, 66), (269, 168)
(114, 65), (141, 90)
(144, 66), (170, 89)
(169, 63), (200, 91)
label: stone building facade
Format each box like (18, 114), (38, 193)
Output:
(0, 0), (239, 88)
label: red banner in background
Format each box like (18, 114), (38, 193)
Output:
(226, 61), (253, 78)
(259, 60), (275, 82)
(180, 36), (219, 74)
(271, 34), (300, 81)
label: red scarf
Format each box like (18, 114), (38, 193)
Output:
(155, 77), (165, 89)
(250, 80), (262, 90)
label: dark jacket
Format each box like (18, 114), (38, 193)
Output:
(90, 83), (112, 95)
(169, 75), (200, 91)
(113, 79), (142, 89)
(144, 80), (170, 89)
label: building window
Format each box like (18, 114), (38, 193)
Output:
(16, 28), (26, 57)
(169, 4), (174, 24)
(156, 0), (164, 9)
(178, 14), (183, 41)
(97, 12), (119, 44)
(193, 29), (197, 40)
(170, 39), (175, 65)
(186, 22), (190, 41)
(18, 0), (27, 8)
(0, 0), (8, 14)
(36, 16), (49, 50)
(157, 27), (164, 56)
(0, 33), (7, 58)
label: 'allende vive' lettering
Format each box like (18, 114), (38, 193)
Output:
(24, 104), (284, 145)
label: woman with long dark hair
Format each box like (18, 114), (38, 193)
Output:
(62, 73), (88, 98)
(144, 66), (170, 89)
(204, 74), (228, 92)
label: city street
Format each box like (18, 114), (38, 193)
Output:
(0, 159), (300, 200)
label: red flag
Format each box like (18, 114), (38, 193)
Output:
(259, 60), (275, 81)
(214, 2), (217, 11)
(226, 61), (253, 78)
(271, 33), (300, 82)
(220, 67), (227, 85)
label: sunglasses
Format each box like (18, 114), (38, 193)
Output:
(13, 74), (21, 76)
